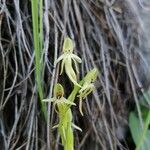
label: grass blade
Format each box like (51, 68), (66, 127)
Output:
(31, 0), (47, 119)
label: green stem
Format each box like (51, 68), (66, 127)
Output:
(39, 0), (43, 60)
(66, 80), (84, 110)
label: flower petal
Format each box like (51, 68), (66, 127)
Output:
(71, 54), (82, 63)
(42, 98), (56, 102)
(60, 59), (65, 75)
(72, 58), (79, 73)
(55, 54), (65, 65)
(65, 64), (81, 87)
(53, 101), (60, 114)
(52, 124), (59, 129)
(79, 97), (84, 116)
(60, 97), (76, 106)
(72, 123), (82, 132)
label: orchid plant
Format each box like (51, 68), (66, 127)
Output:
(43, 37), (98, 150)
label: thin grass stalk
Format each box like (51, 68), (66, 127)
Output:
(31, 0), (46, 119)
(39, 0), (44, 60)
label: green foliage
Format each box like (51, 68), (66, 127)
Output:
(129, 112), (150, 150)
(129, 90), (150, 150)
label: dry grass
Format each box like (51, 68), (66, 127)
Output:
(0, 0), (149, 149)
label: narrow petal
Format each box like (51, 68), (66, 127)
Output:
(79, 97), (84, 116)
(52, 124), (59, 129)
(72, 58), (79, 73)
(61, 99), (76, 106)
(64, 58), (81, 87)
(72, 123), (82, 132)
(60, 59), (65, 75)
(65, 65), (81, 87)
(79, 85), (89, 93)
(42, 99), (51, 102)
(42, 98), (56, 102)
(71, 54), (82, 63)
(60, 97), (76, 105)
(55, 54), (65, 65)
(83, 88), (93, 99)
(53, 101), (59, 113)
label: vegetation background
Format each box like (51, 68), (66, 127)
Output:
(0, 0), (150, 149)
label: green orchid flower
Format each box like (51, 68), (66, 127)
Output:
(78, 68), (98, 116)
(55, 37), (82, 87)
(43, 83), (81, 150)
(43, 83), (76, 113)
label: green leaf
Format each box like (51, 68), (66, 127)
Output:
(31, 0), (47, 119)
(143, 131), (150, 150)
(129, 112), (150, 150)
(141, 105), (149, 122)
(140, 90), (150, 106)
(129, 112), (141, 144)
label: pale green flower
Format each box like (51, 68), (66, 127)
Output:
(43, 83), (76, 113)
(78, 68), (98, 116)
(55, 37), (82, 87)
